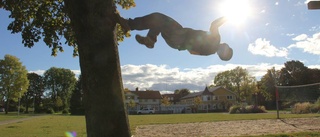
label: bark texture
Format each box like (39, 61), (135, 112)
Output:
(64, 0), (131, 136)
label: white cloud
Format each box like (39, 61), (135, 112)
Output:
(304, 0), (311, 4)
(71, 70), (81, 76)
(308, 65), (320, 69)
(248, 38), (289, 57)
(28, 70), (45, 75)
(292, 34), (308, 41)
(288, 32), (320, 55)
(121, 63), (284, 92)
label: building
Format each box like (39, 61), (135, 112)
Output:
(124, 86), (237, 114)
(124, 88), (162, 112)
(161, 93), (181, 104)
(179, 86), (237, 111)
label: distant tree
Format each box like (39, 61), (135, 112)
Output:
(0, 54), (29, 114)
(70, 75), (84, 115)
(55, 96), (63, 111)
(231, 67), (249, 101)
(214, 66), (256, 102)
(24, 73), (45, 113)
(259, 61), (320, 109)
(278, 61), (320, 103)
(161, 96), (171, 106)
(218, 98), (232, 111)
(214, 70), (234, 91)
(174, 88), (190, 97)
(193, 96), (202, 112)
(127, 99), (136, 109)
(124, 88), (130, 93)
(174, 89), (179, 94)
(307, 68), (320, 84)
(278, 60), (308, 86)
(259, 67), (279, 100)
(240, 74), (257, 103)
(43, 67), (76, 111)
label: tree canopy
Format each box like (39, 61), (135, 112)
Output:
(0, 54), (29, 114)
(43, 67), (76, 110)
(24, 72), (45, 113)
(214, 66), (256, 102)
(0, 0), (135, 56)
(161, 96), (171, 106)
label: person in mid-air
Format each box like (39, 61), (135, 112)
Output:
(123, 12), (233, 61)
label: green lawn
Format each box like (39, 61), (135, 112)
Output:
(0, 112), (31, 122)
(0, 113), (319, 137)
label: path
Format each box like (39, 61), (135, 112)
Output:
(0, 115), (44, 126)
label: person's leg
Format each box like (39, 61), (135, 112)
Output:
(128, 12), (183, 48)
(128, 12), (181, 31)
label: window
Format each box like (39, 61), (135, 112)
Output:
(127, 96), (134, 100)
(212, 96), (217, 100)
(227, 96), (233, 100)
(153, 99), (156, 102)
(207, 96), (211, 101)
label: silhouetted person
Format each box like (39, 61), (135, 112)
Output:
(125, 12), (233, 61)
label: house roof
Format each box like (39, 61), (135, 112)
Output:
(210, 86), (237, 96)
(180, 91), (203, 99)
(130, 91), (162, 99)
(202, 86), (212, 95)
(162, 94), (177, 98)
(180, 86), (237, 99)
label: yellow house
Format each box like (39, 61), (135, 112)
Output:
(179, 86), (237, 111)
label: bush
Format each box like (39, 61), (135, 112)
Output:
(46, 108), (55, 114)
(229, 105), (267, 114)
(310, 104), (320, 113)
(314, 97), (320, 106)
(245, 105), (254, 113)
(291, 102), (312, 114)
(18, 106), (25, 113)
(62, 109), (69, 114)
(258, 106), (267, 113)
(229, 105), (241, 114)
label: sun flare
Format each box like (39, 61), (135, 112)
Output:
(219, 0), (252, 26)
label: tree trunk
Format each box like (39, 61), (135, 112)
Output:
(5, 100), (9, 114)
(25, 95), (29, 113)
(65, 0), (131, 136)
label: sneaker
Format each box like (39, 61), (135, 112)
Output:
(217, 43), (233, 61)
(135, 35), (155, 49)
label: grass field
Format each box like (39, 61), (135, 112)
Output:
(0, 112), (319, 137)
(0, 112), (32, 122)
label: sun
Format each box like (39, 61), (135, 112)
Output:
(219, 0), (252, 26)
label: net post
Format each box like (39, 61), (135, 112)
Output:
(275, 87), (280, 119)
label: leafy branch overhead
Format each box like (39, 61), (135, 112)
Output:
(0, 0), (135, 56)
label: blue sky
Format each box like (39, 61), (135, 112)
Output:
(1, 0), (320, 92)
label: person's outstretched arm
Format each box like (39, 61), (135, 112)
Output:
(209, 17), (227, 34)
